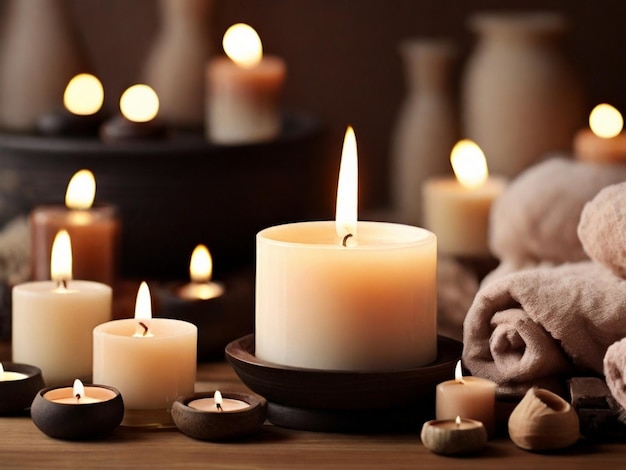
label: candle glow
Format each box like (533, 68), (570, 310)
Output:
(73, 378), (85, 401)
(133, 281), (154, 337)
(63, 73), (104, 116)
(454, 360), (465, 384)
(223, 23), (263, 68)
(589, 103), (623, 139)
(65, 169), (96, 210)
(450, 139), (489, 189)
(120, 84), (159, 123)
(335, 126), (358, 243)
(50, 230), (72, 285)
(190, 245), (213, 283)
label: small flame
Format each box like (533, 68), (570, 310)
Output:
(215, 390), (223, 410)
(190, 245), (212, 283)
(455, 416), (461, 426)
(223, 23), (263, 68)
(589, 103), (623, 138)
(454, 360), (465, 384)
(65, 169), (96, 210)
(120, 84), (159, 123)
(335, 126), (358, 243)
(51, 230), (72, 284)
(133, 282), (154, 337)
(73, 378), (85, 401)
(63, 73), (104, 116)
(450, 139), (488, 189)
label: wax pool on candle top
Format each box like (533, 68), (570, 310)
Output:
(0, 362), (27, 381)
(43, 379), (116, 405)
(188, 391), (251, 412)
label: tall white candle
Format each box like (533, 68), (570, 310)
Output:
(255, 127), (437, 371)
(92, 282), (196, 425)
(12, 230), (111, 386)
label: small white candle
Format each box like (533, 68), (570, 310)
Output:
(436, 361), (496, 436)
(423, 139), (506, 256)
(177, 245), (224, 300)
(574, 103), (626, 163)
(207, 23), (286, 144)
(0, 362), (27, 381)
(92, 282), (197, 416)
(12, 231), (112, 386)
(188, 390), (251, 412)
(256, 127), (437, 371)
(43, 379), (116, 404)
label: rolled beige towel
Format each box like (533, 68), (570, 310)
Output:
(604, 338), (626, 412)
(463, 261), (626, 394)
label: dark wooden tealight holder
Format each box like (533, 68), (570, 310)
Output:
(225, 334), (462, 433)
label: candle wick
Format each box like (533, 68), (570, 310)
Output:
(75, 393), (81, 401)
(216, 403), (222, 412)
(139, 321), (149, 336)
(342, 233), (353, 247)
(57, 279), (68, 290)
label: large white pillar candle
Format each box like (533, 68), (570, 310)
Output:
(255, 127), (437, 371)
(12, 230), (111, 386)
(574, 103), (626, 163)
(93, 282), (197, 427)
(206, 23), (286, 144)
(423, 139), (506, 256)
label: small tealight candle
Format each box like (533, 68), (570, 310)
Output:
(436, 360), (496, 436)
(0, 362), (44, 415)
(100, 84), (166, 142)
(207, 23), (286, 144)
(178, 245), (225, 301)
(93, 281), (197, 428)
(30, 168), (121, 286)
(422, 139), (506, 257)
(171, 391), (266, 441)
(30, 379), (124, 440)
(421, 416), (488, 455)
(574, 103), (626, 163)
(37, 73), (106, 136)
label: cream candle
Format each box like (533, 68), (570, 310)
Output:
(207, 23), (286, 144)
(93, 282), (197, 428)
(31, 169), (120, 286)
(574, 103), (626, 163)
(422, 139), (506, 256)
(188, 390), (251, 412)
(255, 127), (437, 371)
(421, 416), (488, 455)
(436, 361), (497, 436)
(178, 245), (224, 300)
(13, 231), (112, 386)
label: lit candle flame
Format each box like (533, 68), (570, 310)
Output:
(455, 416), (462, 427)
(73, 378), (85, 401)
(63, 73), (104, 116)
(335, 126), (358, 244)
(120, 84), (159, 123)
(51, 230), (72, 286)
(215, 390), (223, 411)
(65, 169), (96, 210)
(589, 103), (623, 138)
(190, 244), (212, 284)
(454, 360), (465, 384)
(450, 139), (488, 189)
(133, 281), (154, 337)
(223, 23), (263, 68)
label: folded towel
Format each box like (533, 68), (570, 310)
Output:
(604, 338), (626, 412)
(578, 182), (626, 278)
(463, 261), (626, 394)
(488, 157), (626, 270)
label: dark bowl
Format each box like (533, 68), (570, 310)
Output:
(0, 363), (44, 415)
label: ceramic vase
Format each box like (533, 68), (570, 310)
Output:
(390, 39), (459, 225)
(142, 0), (215, 130)
(0, 0), (87, 132)
(462, 12), (584, 178)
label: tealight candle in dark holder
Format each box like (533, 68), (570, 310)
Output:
(30, 379), (124, 440)
(421, 417), (488, 455)
(0, 362), (44, 415)
(100, 84), (166, 142)
(171, 390), (266, 441)
(37, 73), (106, 137)
(155, 245), (253, 361)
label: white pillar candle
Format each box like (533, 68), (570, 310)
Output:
(255, 127), (437, 371)
(12, 231), (112, 386)
(206, 23), (286, 144)
(423, 139), (506, 256)
(574, 103), (626, 163)
(92, 282), (197, 426)
(436, 361), (496, 436)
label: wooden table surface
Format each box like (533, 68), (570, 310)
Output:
(2, 341), (626, 469)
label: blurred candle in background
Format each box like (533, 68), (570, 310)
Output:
(574, 103), (626, 163)
(206, 23), (286, 144)
(30, 169), (120, 286)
